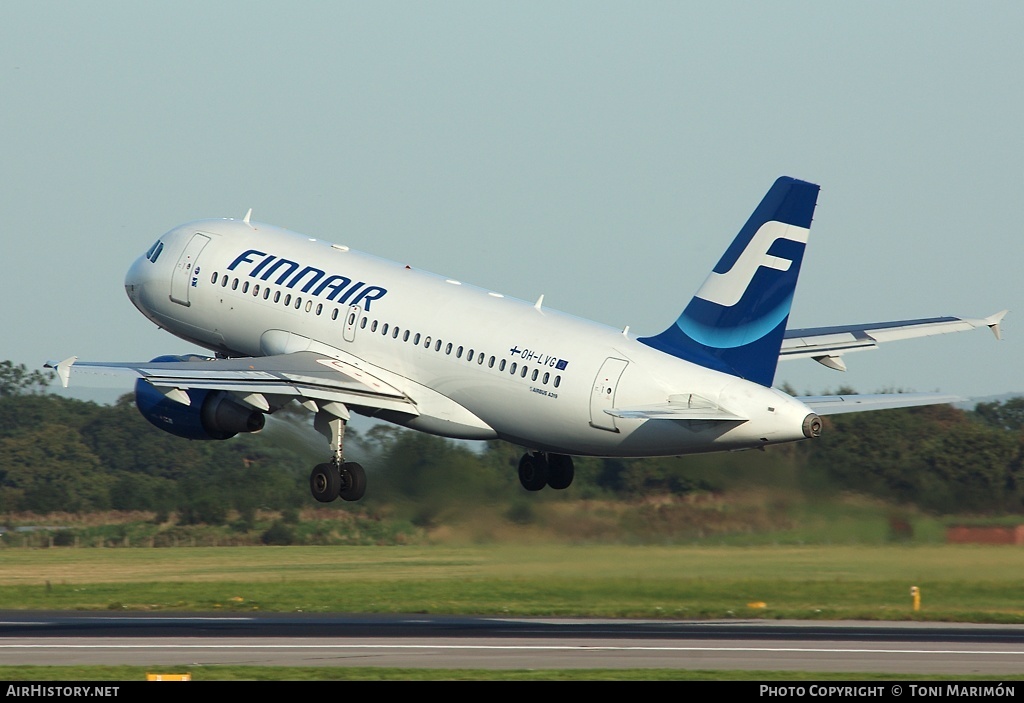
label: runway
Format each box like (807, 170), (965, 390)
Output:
(1, 613), (1023, 675)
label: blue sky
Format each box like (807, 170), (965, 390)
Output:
(2, 2), (1020, 405)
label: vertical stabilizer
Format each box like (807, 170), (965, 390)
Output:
(638, 176), (820, 386)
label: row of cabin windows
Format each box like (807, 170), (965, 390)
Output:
(212, 272), (562, 389)
(215, 272), (324, 314)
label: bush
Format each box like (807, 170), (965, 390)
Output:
(52, 530), (76, 547)
(261, 521), (296, 545)
(505, 500), (535, 525)
(178, 496), (228, 526)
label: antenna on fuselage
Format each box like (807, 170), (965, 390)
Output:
(243, 208), (253, 227)
(534, 294), (544, 310)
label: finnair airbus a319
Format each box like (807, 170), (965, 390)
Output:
(48, 177), (1006, 502)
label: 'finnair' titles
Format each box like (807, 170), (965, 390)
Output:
(227, 248), (388, 310)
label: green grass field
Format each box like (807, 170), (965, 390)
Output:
(0, 544), (1022, 621)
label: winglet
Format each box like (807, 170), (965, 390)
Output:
(44, 356), (78, 388)
(985, 310), (1008, 341)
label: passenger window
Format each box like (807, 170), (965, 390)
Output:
(446, 343), (452, 355)
(242, 281), (249, 293)
(403, 330), (410, 342)
(333, 308), (340, 321)
(371, 320), (378, 332)
(274, 291), (281, 303)
(284, 294), (291, 306)
(499, 359), (506, 371)
(510, 362), (517, 374)
(424, 336), (431, 348)
(264, 288), (271, 300)
(531, 369), (538, 381)
(456, 346), (463, 358)
(543, 372), (549, 384)
(414, 333), (421, 345)
(221, 275), (228, 287)
(488, 356), (495, 368)
(211, 272), (218, 284)
(554, 375), (561, 388)
(478, 353), (484, 365)
(382, 323), (389, 335)
(393, 327), (400, 339)
(521, 366), (528, 378)
(253, 284), (260, 296)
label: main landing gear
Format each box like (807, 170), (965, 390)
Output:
(518, 452), (575, 492)
(310, 461), (366, 503)
(308, 403), (366, 503)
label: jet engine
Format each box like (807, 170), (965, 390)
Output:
(134, 355), (266, 440)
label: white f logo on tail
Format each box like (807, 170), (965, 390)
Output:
(695, 221), (809, 308)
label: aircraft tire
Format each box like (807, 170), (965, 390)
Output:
(518, 453), (548, 491)
(310, 463), (341, 503)
(546, 454), (575, 490)
(339, 461), (367, 502)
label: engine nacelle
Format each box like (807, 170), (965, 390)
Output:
(135, 355), (266, 440)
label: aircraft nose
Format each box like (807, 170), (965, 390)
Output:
(124, 254), (148, 306)
(125, 239), (164, 309)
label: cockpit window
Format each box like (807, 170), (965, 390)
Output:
(145, 241), (164, 263)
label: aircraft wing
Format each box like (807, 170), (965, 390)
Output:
(780, 310), (1007, 371)
(45, 351), (419, 416)
(797, 392), (963, 416)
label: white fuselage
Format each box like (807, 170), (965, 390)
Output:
(124, 218), (815, 457)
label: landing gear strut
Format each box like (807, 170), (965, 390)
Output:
(518, 452), (574, 492)
(309, 403), (366, 502)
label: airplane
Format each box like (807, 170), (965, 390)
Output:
(47, 176), (1006, 503)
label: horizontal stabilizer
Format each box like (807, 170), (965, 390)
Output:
(607, 394), (747, 422)
(798, 393), (963, 416)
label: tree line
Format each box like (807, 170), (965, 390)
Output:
(0, 361), (1022, 519)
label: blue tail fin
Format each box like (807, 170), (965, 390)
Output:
(638, 176), (820, 386)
